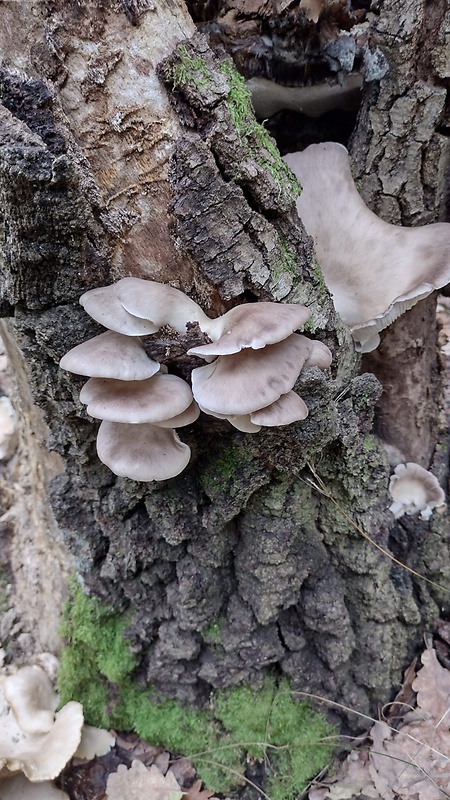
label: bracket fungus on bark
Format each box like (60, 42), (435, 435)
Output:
(388, 463), (446, 521)
(61, 279), (332, 476)
(284, 142), (450, 352)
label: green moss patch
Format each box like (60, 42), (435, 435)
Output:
(59, 581), (335, 797)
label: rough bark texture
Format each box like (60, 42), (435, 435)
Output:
(0, 0), (449, 729)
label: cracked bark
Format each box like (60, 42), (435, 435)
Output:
(0, 0), (449, 731)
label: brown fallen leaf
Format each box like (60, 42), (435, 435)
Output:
(182, 778), (219, 799)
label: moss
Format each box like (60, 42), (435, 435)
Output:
(272, 235), (299, 283)
(363, 436), (376, 453)
(199, 442), (252, 498)
(203, 616), (225, 644)
(167, 45), (212, 91)
(219, 61), (300, 198)
(59, 582), (335, 797)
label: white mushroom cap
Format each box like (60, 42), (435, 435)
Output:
(0, 699), (84, 781)
(96, 421), (191, 481)
(0, 396), (18, 462)
(191, 334), (324, 416)
(3, 667), (58, 736)
(60, 331), (160, 381)
(389, 462), (446, 520)
(74, 725), (115, 760)
(106, 760), (183, 800)
(284, 143), (450, 352)
(113, 278), (211, 334)
(188, 302), (311, 357)
(80, 286), (159, 336)
(250, 390), (309, 426)
(0, 774), (69, 798)
(79, 374), (193, 424)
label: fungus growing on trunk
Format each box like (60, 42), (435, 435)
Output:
(60, 331), (160, 381)
(188, 302), (311, 356)
(113, 277), (211, 334)
(80, 286), (159, 336)
(284, 142), (450, 352)
(96, 422), (191, 482)
(388, 462), (446, 520)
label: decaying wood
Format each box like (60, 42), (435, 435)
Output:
(0, 0), (449, 735)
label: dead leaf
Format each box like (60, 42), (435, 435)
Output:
(182, 778), (219, 799)
(300, 0), (324, 22)
(106, 760), (183, 800)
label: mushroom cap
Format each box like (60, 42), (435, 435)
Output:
(0, 774), (69, 798)
(80, 286), (159, 336)
(154, 401), (200, 428)
(74, 725), (115, 760)
(79, 373), (193, 424)
(106, 760), (183, 800)
(60, 331), (160, 381)
(389, 462), (446, 520)
(284, 143), (450, 352)
(96, 421), (191, 481)
(191, 333), (317, 415)
(3, 666), (58, 736)
(113, 278), (211, 334)
(188, 302), (311, 357)
(304, 339), (333, 369)
(250, 390), (309, 426)
(0, 699), (84, 781)
(199, 404), (262, 433)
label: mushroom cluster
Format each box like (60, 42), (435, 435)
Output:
(388, 462), (446, 521)
(284, 143), (450, 352)
(61, 279), (332, 480)
(188, 304), (332, 432)
(0, 663), (114, 795)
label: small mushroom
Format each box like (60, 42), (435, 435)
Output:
(60, 331), (160, 381)
(250, 390), (309, 426)
(3, 667), (58, 736)
(191, 334), (330, 416)
(0, 396), (18, 462)
(0, 696), (84, 781)
(388, 462), (446, 520)
(80, 286), (159, 336)
(113, 278), (211, 334)
(96, 421), (191, 481)
(74, 725), (115, 760)
(284, 143), (450, 352)
(79, 373), (194, 424)
(154, 401), (200, 428)
(188, 302), (311, 357)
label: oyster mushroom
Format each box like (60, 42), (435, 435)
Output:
(284, 142), (450, 352)
(60, 331), (160, 381)
(113, 277), (211, 334)
(80, 286), (159, 336)
(79, 373), (194, 424)
(388, 462), (446, 520)
(96, 421), (191, 482)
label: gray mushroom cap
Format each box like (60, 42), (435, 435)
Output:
(188, 302), (311, 357)
(191, 334), (326, 416)
(284, 143), (450, 352)
(79, 374), (193, 424)
(250, 390), (309, 426)
(113, 278), (211, 334)
(80, 286), (159, 336)
(60, 331), (160, 381)
(96, 421), (191, 481)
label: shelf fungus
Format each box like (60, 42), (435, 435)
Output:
(61, 280), (331, 476)
(388, 463), (446, 521)
(284, 142), (450, 352)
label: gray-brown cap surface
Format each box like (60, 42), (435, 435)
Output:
(80, 286), (159, 336)
(114, 278), (211, 334)
(284, 143), (450, 352)
(96, 421), (191, 481)
(191, 334), (325, 416)
(60, 331), (160, 381)
(80, 374), (193, 424)
(188, 302), (311, 357)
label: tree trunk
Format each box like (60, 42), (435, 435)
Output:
(0, 0), (449, 730)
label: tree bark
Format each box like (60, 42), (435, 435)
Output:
(0, 0), (449, 728)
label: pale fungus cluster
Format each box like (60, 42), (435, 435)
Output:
(60, 279), (332, 481)
(0, 663), (114, 798)
(388, 462), (446, 521)
(284, 142), (450, 352)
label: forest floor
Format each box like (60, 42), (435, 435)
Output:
(1, 302), (450, 800)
